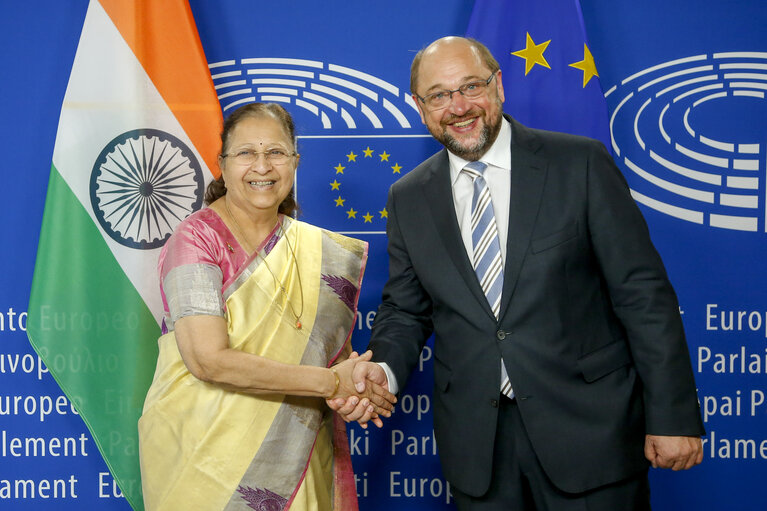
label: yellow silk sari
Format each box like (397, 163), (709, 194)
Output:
(139, 219), (366, 511)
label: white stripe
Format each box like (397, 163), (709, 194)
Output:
(360, 103), (383, 128)
(257, 87), (298, 96)
(328, 64), (399, 95)
(621, 55), (707, 85)
(383, 98), (411, 129)
(709, 214), (758, 231)
(721, 63), (767, 71)
(719, 194), (758, 208)
(739, 143), (760, 154)
(729, 81), (767, 90)
(247, 68), (314, 78)
(727, 176), (759, 189)
(211, 70), (241, 80)
(630, 190), (704, 223)
(319, 74), (378, 100)
(649, 150), (721, 185)
(311, 83), (356, 106)
(303, 91), (339, 111)
(733, 159), (759, 171)
(673, 83), (724, 103)
(675, 143), (728, 168)
(208, 60), (236, 69)
(733, 90), (764, 98)
(723, 72), (767, 80)
(340, 108), (356, 129)
(241, 57), (323, 68)
(714, 52), (767, 59)
(251, 78), (306, 88)
(637, 65), (714, 92)
(215, 80), (247, 90)
(217, 88), (251, 100)
(260, 95), (291, 104)
(294, 99), (319, 115)
(223, 96), (256, 111)
(623, 158), (714, 203)
(656, 75), (718, 98)
(699, 135), (733, 153)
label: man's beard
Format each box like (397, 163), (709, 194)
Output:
(431, 105), (503, 161)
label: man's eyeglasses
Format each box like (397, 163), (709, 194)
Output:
(415, 73), (497, 111)
(221, 149), (297, 166)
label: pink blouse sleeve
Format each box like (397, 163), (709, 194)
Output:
(158, 214), (229, 330)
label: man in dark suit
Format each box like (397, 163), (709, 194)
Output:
(332, 36), (704, 510)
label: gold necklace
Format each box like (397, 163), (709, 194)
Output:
(224, 198), (304, 329)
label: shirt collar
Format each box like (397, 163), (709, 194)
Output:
(449, 117), (511, 186)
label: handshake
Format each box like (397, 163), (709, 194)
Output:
(326, 350), (397, 429)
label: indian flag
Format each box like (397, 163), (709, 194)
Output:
(26, 1), (222, 509)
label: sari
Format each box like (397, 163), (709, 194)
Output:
(138, 210), (366, 511)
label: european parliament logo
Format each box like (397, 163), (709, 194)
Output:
(208, 57), (441, 233)
(605, 51), (767, 233)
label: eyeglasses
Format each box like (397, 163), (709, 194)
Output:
(221, 149), (297, 166)
(415, 73), (497, 111)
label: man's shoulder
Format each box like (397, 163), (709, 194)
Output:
(392, 147), (447, 191)
(510, 116), (607, 155)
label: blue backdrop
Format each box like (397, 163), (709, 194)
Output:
(1, 1), (765, 509)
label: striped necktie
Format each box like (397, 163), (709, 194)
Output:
(463, 161), (513, 398)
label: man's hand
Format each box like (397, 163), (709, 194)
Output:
(327, 354), (394, 428)
(644, 434), (703, 470)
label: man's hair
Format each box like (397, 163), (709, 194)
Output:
(410, 37), (500, 95)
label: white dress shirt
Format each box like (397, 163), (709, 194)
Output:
(380, 119), (513, 395)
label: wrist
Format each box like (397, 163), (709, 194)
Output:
(327, 368), (340, 398)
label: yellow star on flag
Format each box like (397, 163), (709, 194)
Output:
(569, 44), (599, 87)
(363, 146), (374, 157)
(511, 33), (551, 75)
(346, 208), (357, 219)
(346, 151), (357, 162)
(391, 163), (402, 174)
(334, 196), (345, 207)
(330, 179), (341, 190)
(379, 151), (390, 162)
(363, 212), (374, 223)
(334, 164), (345, 174)
(379, 208), (388, 219)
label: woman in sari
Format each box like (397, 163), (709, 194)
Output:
(138, 103), (395, 511)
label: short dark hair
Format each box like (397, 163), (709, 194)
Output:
(204, 103), (299, 217)
(410, 37), (500, 95)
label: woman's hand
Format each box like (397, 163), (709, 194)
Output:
(327, 351), (396, 428)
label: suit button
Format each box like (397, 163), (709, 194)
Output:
(490, 399), (499, 408)
(496, 330), (506, 341)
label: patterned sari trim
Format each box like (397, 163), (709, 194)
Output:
(222, 216), (285, 299)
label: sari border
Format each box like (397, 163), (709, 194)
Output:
(286, 229), (367, 510)
(222, 215), (288, 298)
(327, 238), (369, 367)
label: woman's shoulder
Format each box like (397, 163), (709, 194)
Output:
(174, 207), (225, 236)
(159, 207), (230, 271)
(290, 219), (367, 256)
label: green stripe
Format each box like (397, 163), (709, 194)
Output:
(27, 164), (159, 511)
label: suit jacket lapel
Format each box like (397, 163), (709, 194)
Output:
(500, 117), (547, 319)
(422, 151), (496, 319)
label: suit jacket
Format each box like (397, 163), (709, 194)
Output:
(368, 115), (704, 496)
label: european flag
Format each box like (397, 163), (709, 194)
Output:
(466, 0), (611, 150)
(296, 135), (441, 233)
